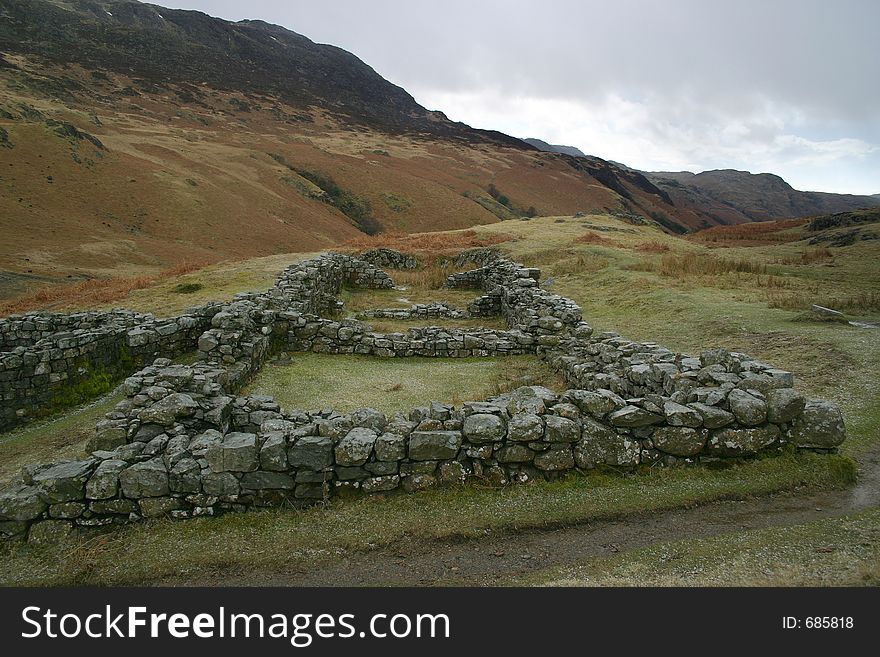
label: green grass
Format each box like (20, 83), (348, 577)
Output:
(0, 390), (124, 481)
(514, 507), (880, 587)
(242, 354), (563, 414)
(0, 451), (855, 586)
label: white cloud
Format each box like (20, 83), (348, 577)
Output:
(414, 87), (879, 194)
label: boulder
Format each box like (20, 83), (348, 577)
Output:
(689, 403), (735, 429)
(288, 436), (333, 471)
(663, 401), (703, 428)
(766, 388), (807, 424)
(707, 425), (781, 456)
(375, 433), (407, 462)
(788, 400), (846, 448)
(27, 520), (73, 545)
(169, 458), (201, 494)
(727, 389), (767, 427)
(408, 431), (462, 461)
(543, 415), (581, 443)
(534, 446), (575, 471)
(119, 459), (169, 498)
(138, 393), (199, 426)
(205, 432), (258, 472)
(202, 472), (240, 497)
(651, 426), (706, 457)
(563, 389), (625, 418)
(259, 432), (289, 471)
(495, 444), (535, 463)
(85, 459), (127, 500)
(0, 484), (47, 521)
(32, 460), (95, 503)
(335, 428), (378, 466)
(462, 413), (506, 443)
(608, 405), (664, 427)
(507, 413), (544, 442)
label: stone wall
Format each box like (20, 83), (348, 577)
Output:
(0, 250), (848, 543)
(359, 248), (420, 270)
(0, 306), (221, 431)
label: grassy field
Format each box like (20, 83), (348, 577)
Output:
(0, 451), (855, 586)
(513, 508), (880, 587)
(243, 354), (562, 414)
(1, 212), (877, 586)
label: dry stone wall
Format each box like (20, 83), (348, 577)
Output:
(0, 306), (221, 431)
(0, 249), (847, 543)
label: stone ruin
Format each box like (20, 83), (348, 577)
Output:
(0, 249), (847, 543)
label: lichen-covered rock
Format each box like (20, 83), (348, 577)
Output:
(663, 401), (703, 428)
(608, 405), (664, 427)
(689, 402), (735, 429)
(708, 425), (781, 456)
(362, 475), (400, 493)
(335, 428), (377, 466)
(402, 473), (437, 492)
(259, 432), (289, 471)
(788, 399), (846, 448)
(32, 460), (95, 503)
(727, 389), (767, 427)
(288, 436), (333, 470)
(534, 445), (574, 471)
(408, 431), (462, 461)
(438, 461), (468, 484)
(139, 497), (186, 518)
(350, 408), (387, 432)
(495, 444), (535, 463)
(169, 458), (201, 493)
(563, 389), (625, 418)
(28, 519), (73, 545)
(85, 459), (127, 500)
(574, 427), (640, 468)
(0, 484), (46, 521)
(462, 413), (506, 443)
(240, 471), (295, 490)
(138, 393), (199, 426)
(543, 415), (580, 443)
(651, 426), (706, 457)
(507, 412), (544, 442)
(206, 432), (258, 472)
(119, 459), (169, 498)
(766, 388), (807, 424)
(202, 472), (240, 497)
(374, 433), (406, 462)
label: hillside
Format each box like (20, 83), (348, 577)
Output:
(647, 169), (880, 225)
(0, 0), (721, 300)
(523, 138), (587, 157)
(0, 0), (875, 304)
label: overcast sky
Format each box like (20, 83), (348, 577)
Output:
(161, 0), (879, 194)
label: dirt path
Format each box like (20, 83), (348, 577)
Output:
(185, 449), (880, 586)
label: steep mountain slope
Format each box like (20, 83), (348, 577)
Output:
(647, 169), (880, 225)
(0, 0), (700, 299)
(523, 138), (586, 158)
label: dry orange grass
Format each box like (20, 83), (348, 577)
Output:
(691, 219), (808, 245)
(574, 231), (617, 246)
(629, 252), (767, 277)
(342, 229), (515, 255)
(779, 248), (834, 266)
(0, 261), (209, 316)
(634, 240), (671, 253)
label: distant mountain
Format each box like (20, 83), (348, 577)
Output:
(0, 0), (701, 296)
(646, 169), (880, 225)
(523, 138), (586, 158)
(0, 0), (526, 147)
